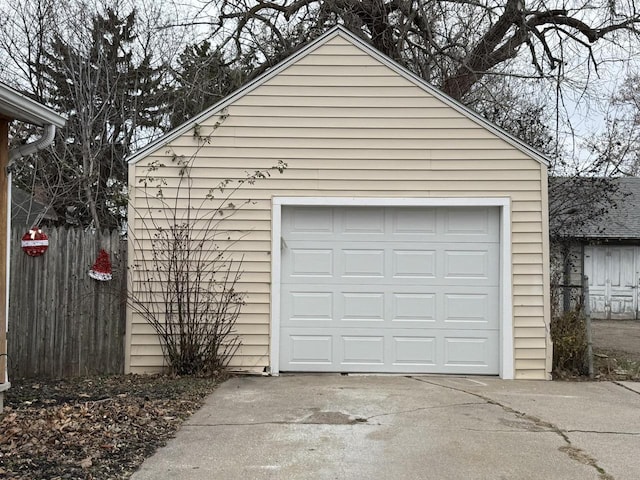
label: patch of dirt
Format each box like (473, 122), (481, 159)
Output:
(0, 374), (222, 479)
(592, 320), (640, 381)
(592, 320), (640, 363)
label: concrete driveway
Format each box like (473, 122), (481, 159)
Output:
(131, 375), (640, 480)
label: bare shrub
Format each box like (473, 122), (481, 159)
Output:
(550, 240), (589, 377)
(128, 114), (285, 375)
(551, 310), (588, 377)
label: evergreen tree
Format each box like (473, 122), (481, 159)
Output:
(167, 40), (243, 129)
(13, 7), (164, 230)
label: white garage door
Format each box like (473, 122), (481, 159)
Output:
(279, 206), (500, 374)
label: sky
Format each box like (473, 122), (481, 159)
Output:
(176, 0), (640, 172)
(1, 0), (638, 172)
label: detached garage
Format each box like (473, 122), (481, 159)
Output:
(127, 26), (551, 380)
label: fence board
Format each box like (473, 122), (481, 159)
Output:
(8, 227), (126, 378)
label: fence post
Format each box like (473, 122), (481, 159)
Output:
(583, 275), (594, 378)
(562, 245), (571, 314)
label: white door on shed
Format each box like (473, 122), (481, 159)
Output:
(584, 245), (638, 319)
(279, 206), (500, 374)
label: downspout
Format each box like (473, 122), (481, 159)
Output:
(4, 123), (57, 391)
(8, 123), (56, 165)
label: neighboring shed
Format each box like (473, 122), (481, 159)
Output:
(552, 177), (640, 320)
(127, 26), (552, 380)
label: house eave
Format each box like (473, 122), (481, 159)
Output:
(0, 84), (66, 128)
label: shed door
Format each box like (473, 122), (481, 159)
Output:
(279, 206), (500, 374)
(585, 245), (638, 319)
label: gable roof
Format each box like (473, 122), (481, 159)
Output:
(552, 177), (640, 240)
(0, 82), (66, 128)
(128, 25), (550, 167)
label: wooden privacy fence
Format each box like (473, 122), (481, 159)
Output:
(8, 227), (126, 378)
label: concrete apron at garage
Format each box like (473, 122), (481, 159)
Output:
(131, 376), (640, 480)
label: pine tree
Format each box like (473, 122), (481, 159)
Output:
(14, 7), (164, 230)
(167, 40), (243, 129)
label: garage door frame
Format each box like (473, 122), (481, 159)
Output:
(270, 197), (514, 379)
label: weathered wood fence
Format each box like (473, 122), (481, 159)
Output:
(8, 227), (126, 378)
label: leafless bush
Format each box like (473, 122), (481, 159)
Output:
(550, 249), (588, 376)
(128, 113), (285, 375)
(551, 309), (588, 377)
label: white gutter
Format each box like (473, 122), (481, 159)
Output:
(8, 124), (57, 165)
(0, 83), (66, 129)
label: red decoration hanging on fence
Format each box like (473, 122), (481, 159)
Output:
(21, 227), (49, 257)
(89, 249), (112, 281)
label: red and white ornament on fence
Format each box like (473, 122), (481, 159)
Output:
(89, 249), (113, 281)
(21, 227), (49, 257)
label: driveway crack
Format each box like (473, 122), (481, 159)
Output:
(407, 376), (614, 480)
(614, 381), (640, 395)
(566, 429), (640, 436)
(186, 401), (490, 428)
(185, 421), (309, 427)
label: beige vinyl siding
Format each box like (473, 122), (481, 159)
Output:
(127, 34), (550, 379)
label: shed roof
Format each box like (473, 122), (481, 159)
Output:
(0, 82), (66, 128)
(552, 176), (640, 240)
(128, 25), (550, 167)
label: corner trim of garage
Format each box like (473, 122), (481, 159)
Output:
(270, 197), (514, 379)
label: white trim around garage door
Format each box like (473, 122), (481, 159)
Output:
(270, 197), (514, 379)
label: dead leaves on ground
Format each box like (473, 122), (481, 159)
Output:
(0, 375), (219, 479)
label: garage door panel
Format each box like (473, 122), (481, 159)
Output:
(341, 249), (385, 277)
(392, 337), (437, 365)
(440, 286), (499, 329)
(283, 241), (499, 285)
(286, 207), (334, 235)
(282, 285), (498, 330)
(342, 208), (385, 234)
(392, 293), (437, 322)
(392, 250), (436, 277)
(341, 292), (385, 321)
(288, 248), (333, 277)
(392, 208), (437, 235)
(443, 249), (492, 279)
(288, 335), (333, 365)
(280, 206), (501, 374)
(444, 293), (491, 323)
(341, 336), (385, 364)
(288, 292), (333, 321)
(443, 207), (496, 238)
(285, 207), (498, 243)
(280, 328), (499, 373)
(444, 336), (497, 369)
